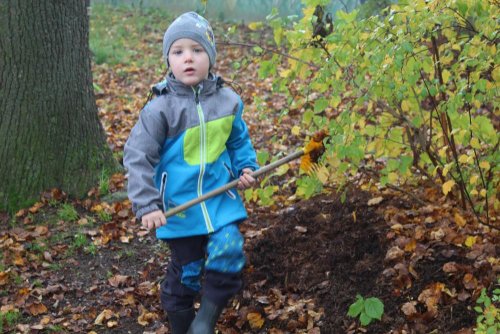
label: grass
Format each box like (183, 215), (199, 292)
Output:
(57, 203), (79, 222)
(0, 310), (22, 333)
(98, 169), (110, 196)
(89, 3), (173, 67)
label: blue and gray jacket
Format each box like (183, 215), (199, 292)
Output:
(124, 74), (259, 239)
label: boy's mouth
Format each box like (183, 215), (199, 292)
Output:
(184, 67), (195, 74)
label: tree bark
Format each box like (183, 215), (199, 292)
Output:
(0, 0), (119, 211)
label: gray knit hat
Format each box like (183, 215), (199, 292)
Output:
(163, 12), (216, 68)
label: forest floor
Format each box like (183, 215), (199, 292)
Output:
(1, 6), (499, 334)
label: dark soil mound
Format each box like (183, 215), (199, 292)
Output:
(229, 190), (476, 333)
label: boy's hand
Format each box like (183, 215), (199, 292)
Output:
(237, 168), (256, 190)
(141, 210), (166, 230)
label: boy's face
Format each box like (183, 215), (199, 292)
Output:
(168, 38), (210, 87)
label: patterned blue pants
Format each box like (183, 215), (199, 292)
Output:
(160, 223), (245, 312)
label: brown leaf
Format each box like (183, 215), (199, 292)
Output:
(417, 282), (444, 316)
(367, 196), (383, 206)
(27, 302), (48, 316)
(247, 312), (265, 329)
(443, 262), (458, 273)
(95, 309), (115, 325)
(463, 273), (478, 290)
(385, 246), (404, 261)
(401, 301), (417, 317)
(454, 212), (466, 227)
(108, 274), (129, 287)
(137, 308), (159, 326)
(28, 202), (44, 214)
(0, 271), (8, 285)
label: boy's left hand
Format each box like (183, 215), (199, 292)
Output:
(237, 168), (256, 190)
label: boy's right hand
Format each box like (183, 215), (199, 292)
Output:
(141, 210), (166, 230)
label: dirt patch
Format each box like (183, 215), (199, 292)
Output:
(228, 190), (477, 333)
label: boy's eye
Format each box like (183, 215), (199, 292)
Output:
(194, 48), (204, 53)
(172, 50), (182, 55)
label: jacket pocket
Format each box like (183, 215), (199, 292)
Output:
(159, 172), (168, 211)
(223, 163), (237, 200)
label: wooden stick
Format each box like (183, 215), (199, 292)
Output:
(165, 149), (305, 218)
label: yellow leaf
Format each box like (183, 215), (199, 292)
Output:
(480, 189), (487, 198)
(247, 312), (264, 329)
(492, 67), (500, 82)
(470, 137), (480, 149)
(442, 69), (451, 83)
(479, 161), (490, 170)
(442, 180), (455, 195)
(458, 154), (468, 164)
(438, 146), (448, 158)
(454, 213), (466, 227)
(291, 126), (301, 136)
(248, 22), (263, 30)
(469, 175), (479, 185)
(464, 236), (477, 248)
(442, 164), (451, 177)
(335, 68), (342, 80)
(279, 69), (291, 78)
(388, 172), (398, 183)
(401, 100), (410, 112)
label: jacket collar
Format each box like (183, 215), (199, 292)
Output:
(163, 72), (223, 97)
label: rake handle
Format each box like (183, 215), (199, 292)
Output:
(164, 149), (305, 218)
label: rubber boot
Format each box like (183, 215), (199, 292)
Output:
(186, 297), (224, 334)
(167, 307), (195, 334)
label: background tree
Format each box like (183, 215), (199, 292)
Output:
(0, 0), (119, 211)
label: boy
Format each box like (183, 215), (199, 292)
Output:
(124, 12), (259, 334)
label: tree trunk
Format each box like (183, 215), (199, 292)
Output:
(0, 0), (119, 211)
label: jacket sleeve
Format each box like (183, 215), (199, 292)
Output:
(226, 98), (259, 176)
(123, 102), (167, 219)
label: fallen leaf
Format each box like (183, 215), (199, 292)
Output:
(442, 180), (455, 195)
(367, 196), (383, 206)
(27, 302), (48, 316)
(95, 309), (115, 325)
(401, 301), (417, 317)
(138, 309), (159, 326)
(295, 226), (307, 233)
(464, 236), (477, 248)
(418, 283), (444, 316)
(247, 312), (265, 329)
(385, 246), (404, 261)
(463, 273), (478, 290)
(108, 274), (129, 287)
(0, 271), (8, 285)
(454, 213), (466, 227)
(107, 320), (119, 328)
(443, 262), (458, 273)
(404, 239), (417, 252)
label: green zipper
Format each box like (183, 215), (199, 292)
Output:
(193, 86), (214, 233)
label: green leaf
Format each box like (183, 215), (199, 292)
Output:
(314, 98), (329, 113)
(364, 297), (384, 320)
(359, 311), (372, 326)
(253, 46), (263, 54)
(257, 151), (269, 166)
(347, 295), (364, 317)
(399, 156), (413, 174)
(486, 326), (497, 334)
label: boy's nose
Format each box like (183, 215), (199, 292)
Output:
(184, 51), (193, 62)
